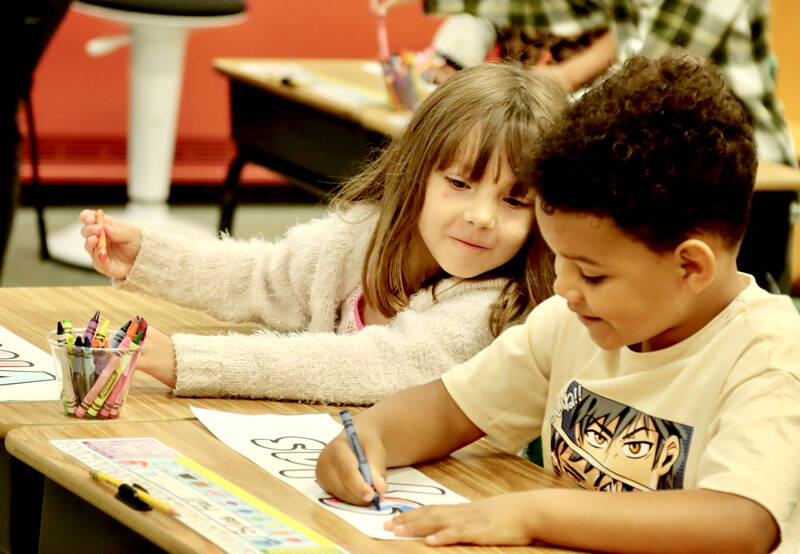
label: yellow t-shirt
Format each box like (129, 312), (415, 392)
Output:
(442, 274), (800, 551)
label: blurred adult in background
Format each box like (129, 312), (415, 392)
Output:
(374, 0), (797, 292)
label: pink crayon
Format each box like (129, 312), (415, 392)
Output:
(99, 331), (144, 418)
(75, 335), (132, 418)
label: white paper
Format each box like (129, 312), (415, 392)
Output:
(0, 324), (60, 401)
(192, 407), (469, 540)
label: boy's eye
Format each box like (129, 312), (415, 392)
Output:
(580, 273), (605, 285)
(504, 196), (531, 208)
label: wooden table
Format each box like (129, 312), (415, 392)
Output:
(6, 418), (574, 553)
(0, 286), (316, 553)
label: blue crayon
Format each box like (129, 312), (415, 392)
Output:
(339, 410), (380, 510)
(110, 320), (132, 349)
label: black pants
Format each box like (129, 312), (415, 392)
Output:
(738, 190), (795, 291)
(1, 1), (73, 276)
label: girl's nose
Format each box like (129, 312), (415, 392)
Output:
(463, 198), (496, 230)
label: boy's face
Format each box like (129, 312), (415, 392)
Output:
(535, 201), (692, 352)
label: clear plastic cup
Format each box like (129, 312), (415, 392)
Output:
(46, 327), (144, 419)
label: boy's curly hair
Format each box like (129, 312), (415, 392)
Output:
(528, 50), (757, 251)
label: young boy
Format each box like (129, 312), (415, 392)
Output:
(316, 51), (800, 553)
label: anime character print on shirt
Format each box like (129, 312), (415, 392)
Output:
(549, 381), (693, 492)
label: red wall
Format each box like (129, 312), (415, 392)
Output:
(25, 2), (445, 185)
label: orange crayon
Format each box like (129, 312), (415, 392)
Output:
(96, 209), (107, 261)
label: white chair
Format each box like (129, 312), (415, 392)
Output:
(46, 0), (246, 267)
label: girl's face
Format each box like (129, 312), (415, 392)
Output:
(415, 149), (535, 281)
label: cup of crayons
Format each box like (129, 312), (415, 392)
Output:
(46, 312), (147, 419)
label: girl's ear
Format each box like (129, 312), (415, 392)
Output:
(673, 239), (716, 293)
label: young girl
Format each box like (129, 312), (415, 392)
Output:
(79, 63), (566, 405)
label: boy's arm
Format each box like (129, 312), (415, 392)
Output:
(389, 487), (777, 553)
(316, 379), (484, 505)
(536, 30), (617, 92)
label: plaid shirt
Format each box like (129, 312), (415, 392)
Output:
(425, 0), (797, 165)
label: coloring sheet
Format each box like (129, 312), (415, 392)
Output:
(0, 324), (59, 401)
(192, 407), (469, 540)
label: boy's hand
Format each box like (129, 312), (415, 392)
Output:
(133, 325), (177, 388)
(316, 422), (389, 506)
(385, 492), (538, 546)
(79, 209), (142, 280)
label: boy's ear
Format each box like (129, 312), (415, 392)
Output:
(673, 239), (716, 293)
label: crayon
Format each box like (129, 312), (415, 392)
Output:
(94, 319), (110, 346)
(107, 327), (147, 417)
(99, 331), (144, 418)
(96, 209), (107, 262)
(72, 336), (86, 401)
(75, 334), (133, 418)
(82, 338), (97, 390)
(84, 310), (100, 342)
(56, 321), (79, 414)
(90, 470), (179, 516)
(339, 410), (380, 510)
(63, 320), (76, 349)
(87, 332), (142, 417)
(376, 14), (390, 60)
(110, 320), (132, 349)
(91, 338), (106, 377)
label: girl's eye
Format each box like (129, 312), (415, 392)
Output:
(504, 197), (531, 208)
(446, 177), (469, 189)
(580, 273), (605, 285)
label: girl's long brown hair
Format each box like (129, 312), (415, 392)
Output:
(332, 62), (567, 336)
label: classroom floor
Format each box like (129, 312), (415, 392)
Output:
(0, 203), (328, 287)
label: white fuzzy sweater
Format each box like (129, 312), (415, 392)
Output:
(115, 205), (509, 404)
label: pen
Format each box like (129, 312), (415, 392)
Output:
(339, 410), (380, 510)
(90, 470), (179, 516)
(376, 13), (390, 61)
(96, 209), (107, 262)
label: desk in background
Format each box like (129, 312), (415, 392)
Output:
(213, 58), (405, 233)
(6, 418), (576, 553)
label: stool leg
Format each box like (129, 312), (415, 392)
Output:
(127, 24), (187, 209)
(219, 153), (246, 234)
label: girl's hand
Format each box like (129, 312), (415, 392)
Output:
(133, 325), (177, 388)
(385, 492), (539, 546)
(79, 209), (142, 280)
(316, 422), (389, 506)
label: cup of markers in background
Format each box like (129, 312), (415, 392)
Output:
(46, 319), (147, 419)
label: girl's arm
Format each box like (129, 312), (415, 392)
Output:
(388, 486), (777, 554)
(114, 209), (369, 329)
(168, 284), (500, 403)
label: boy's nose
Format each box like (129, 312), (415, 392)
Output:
(553, 267), (583, 304)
